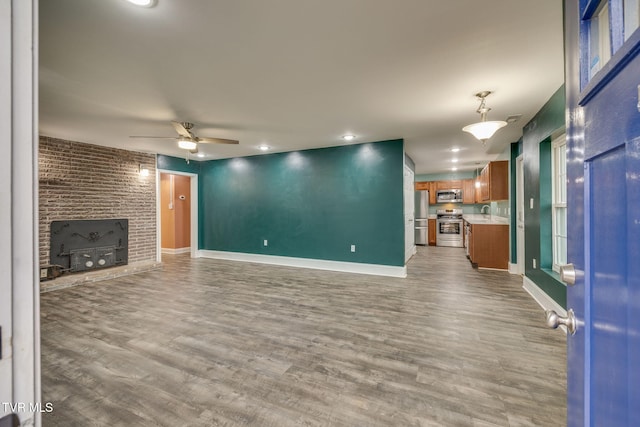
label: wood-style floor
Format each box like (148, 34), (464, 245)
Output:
(41, 246), (566, 426)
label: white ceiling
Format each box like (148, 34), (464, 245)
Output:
(39, 0), (564, 175)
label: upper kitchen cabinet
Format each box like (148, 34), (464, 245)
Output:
(462, 179), (476, 204)
(479, 160), (508, 201)
(415, 181), (429, 191)
(437, 180), (462, 190)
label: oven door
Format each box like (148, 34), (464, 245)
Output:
(436, 219), (463, 247)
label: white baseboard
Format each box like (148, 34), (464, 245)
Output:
(161, 247), (191, 255)
(522, 275), (566, 316)
(197, 250), (407, 278)
(508, 262), (519, 275)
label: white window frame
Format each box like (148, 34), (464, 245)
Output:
(552, 134), (567, 272)
(624, 0), (640, 41)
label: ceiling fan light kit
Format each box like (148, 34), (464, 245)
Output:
(178, 139), (197, 150)
(126, 0), (156, 7)
(462, 91), (507, 144)
(130, 121), (239, 161)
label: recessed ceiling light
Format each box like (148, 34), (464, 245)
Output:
(452, 167), (458, 171)
(259, 144), (270, 151)
(451, 148), (460, 152)
(196, 153), (205, 158)
(452, 158), (459, 163)
(126, 0), (156, 7)
(342, 134), (356, 141)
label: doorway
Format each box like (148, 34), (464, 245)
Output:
(516, 155), (525, 275)
(404, 164), (415, 262)
(157, 170), (199, 261)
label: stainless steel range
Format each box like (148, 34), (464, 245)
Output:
(436, 209), (464, 247)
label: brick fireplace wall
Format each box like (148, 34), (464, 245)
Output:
(39, 136), (157, 267)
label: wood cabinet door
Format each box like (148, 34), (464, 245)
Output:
(480, 165), (490, 201)
(415, 181), (429, 191)
(429, 182), (437, 205)
(488, 161), (509, 201)
(428, 219), (436, 246)
(462, 179), (475, 204)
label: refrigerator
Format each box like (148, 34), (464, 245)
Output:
(414, 190), (429, 245)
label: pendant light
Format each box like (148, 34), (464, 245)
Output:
(462, 91), (507, 144)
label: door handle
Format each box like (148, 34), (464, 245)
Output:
(545, 309), (577, 335)
(559, 263), (576, 286)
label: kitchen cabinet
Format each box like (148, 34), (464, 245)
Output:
(429, 182), (437, 205)
(468, 223), (509, 269)
(428, 219), (436, 246)
(462, 179), (475, 204)
(479, 160), (508, 201)
(415, 181), (429, 191)
(437, 180), (462, 190)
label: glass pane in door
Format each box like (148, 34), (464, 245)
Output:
(589, 0), (612, 79)
(624, 0), (640, 40)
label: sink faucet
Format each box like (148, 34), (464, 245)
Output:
(481, 205), (490, 215)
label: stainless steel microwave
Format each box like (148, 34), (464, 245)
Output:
(436, 189), (463, 203)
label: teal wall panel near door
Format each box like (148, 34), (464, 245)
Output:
(157, 155), (202, 175)
(522, 85), (566, 307)
(198, 139), (405, 266)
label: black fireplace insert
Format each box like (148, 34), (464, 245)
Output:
(49, 219), (128, 273)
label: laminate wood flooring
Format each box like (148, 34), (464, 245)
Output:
(41, 246), (566, 426)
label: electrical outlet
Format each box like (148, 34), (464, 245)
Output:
(533, 258), (537, 269)
(351, 245), (356, 252)
(263, 240), (268, 247)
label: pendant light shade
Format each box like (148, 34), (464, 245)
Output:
(462, 91), (507, 144)
(462, 120), (507, 141)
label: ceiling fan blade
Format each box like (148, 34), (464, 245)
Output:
(129, 136), (177, 139)
(171, 121), (193, 138)
(197, 137), (239, 145)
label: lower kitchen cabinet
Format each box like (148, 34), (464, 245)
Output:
(428, 219), (436, 246)
(468, 223), (509, 269)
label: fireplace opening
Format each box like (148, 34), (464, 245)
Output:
(48, 219), (128, 278)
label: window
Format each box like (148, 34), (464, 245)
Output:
(589, 0), (611, 80)
(552, 134), (567, 271)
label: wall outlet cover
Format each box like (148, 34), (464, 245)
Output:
(350, 245), (356, 252)
(263, 240), (268, 246)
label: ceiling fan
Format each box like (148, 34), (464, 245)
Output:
(130, 121), (239, 153)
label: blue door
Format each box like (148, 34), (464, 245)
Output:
(565, 0), (640, 425)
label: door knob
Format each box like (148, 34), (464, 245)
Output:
(545, 309), (577, 335)
(559, 263), (576, 286)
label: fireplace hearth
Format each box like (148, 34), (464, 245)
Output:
(49, 219), (128, 274)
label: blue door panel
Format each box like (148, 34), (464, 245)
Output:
(587, 146), (628, 426)
(566, 0), (640, 424)
(627, 135), (640, 425)
(582, 53), (640, 160)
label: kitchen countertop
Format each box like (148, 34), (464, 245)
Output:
(463, 214), (509, 225)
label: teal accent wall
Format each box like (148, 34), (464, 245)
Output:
(194, 140), (405, 266)
(522, 85), (566, 308)
(157, 155), (202, 174)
